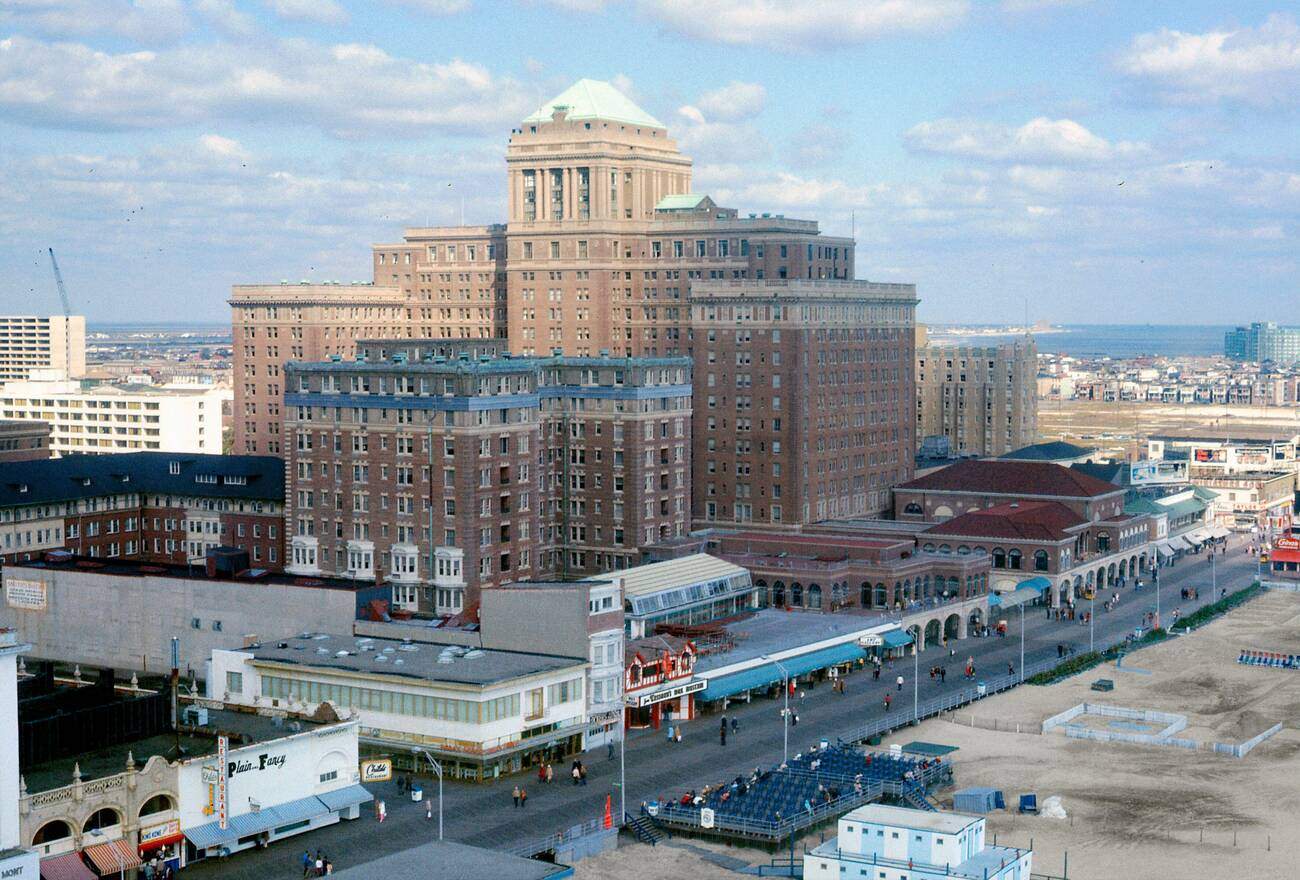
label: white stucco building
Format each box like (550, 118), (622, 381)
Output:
(0, 371), (230, 456)
(0, 629), (38, 880)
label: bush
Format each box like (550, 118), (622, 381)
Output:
(1026, 628), (1168, 685)
(1169, 582), (1263, 633)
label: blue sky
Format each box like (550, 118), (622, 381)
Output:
(1, 0), (1297, 326)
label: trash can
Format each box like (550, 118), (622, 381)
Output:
(867, 735), (882, 746)
(977, 682), (987, 697)
(410, 786), (422, 802)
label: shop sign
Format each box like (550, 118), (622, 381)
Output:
(626, 679), (704, 708)
(1277, 537), (1300, 551)
(139, 819), (182, 848)
(227, 751), (287, 778)
(4, 578), (46, 611)
(200, 764), (218, 784)
(216, 736), (228, 831)
(700, 808), (715, 829)
(360, 758), (393, 783)
(859, 634), (883, 647)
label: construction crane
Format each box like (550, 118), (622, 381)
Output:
(47, 248), (71, 317)
(47, 248), (74, 377)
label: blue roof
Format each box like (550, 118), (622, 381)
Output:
(522, 79), (665, 128)
(881, 629), (914, 649)
(0, 452), (283, 507)
(184, 787), (372, 851)
(316, 783), (373, 811)
(699, 642), (866, 702)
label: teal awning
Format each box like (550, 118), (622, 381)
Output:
(991, 579), (1048, 610)
(881, 629), (914, 649)
(699, 642), (866, 702)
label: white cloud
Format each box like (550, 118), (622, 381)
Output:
(0, 0), (189, 43)
(195, 0), (257, 36)
(0, 35), (532, 138)
(635, 0), (968, 50)
(904, 117), (1149, 164)
(695, 81), (766, 121)
(1118, 13), (1300, 106)
(1000, 0), (1089, 12)
(267, 0), (349, 25)
(383, 0), (471, 14)
(787, 123), (851, 166)
(198, 134), (251, 161)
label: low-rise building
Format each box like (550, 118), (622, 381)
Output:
(0, 420), (51, 462)
(595, 554), (752, 639)
(623, 634), (698, 731)
(1195, 471), (1295, 534)
(0, 452), (284, 570)
(893, 460), (1127, 524)
(0, 371), (229, 456)
(0, 629), (35, 880)
(1147, 427), (1300, 478)
(804, 803), (1031, 880)
(210, 633), (590, 782)
(1, 555), (384, 675)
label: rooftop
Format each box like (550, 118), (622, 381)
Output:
(0, 452), (283, 507)
(999, 440), (1097, 462)
(842, 802), (980, 834)
(921, 501), (1087, 542)
(897, 459), (1123, 499)
(589, 553), (749, 599)
(1151, 425), (1300, 443)
(10, 553), (375, 592)
(522, 78), (665, 129)
(655, 193), (713, 212)
(694, 609), (892, 674)
(240, 632), (586, 687)
(22, 706), (332, 794)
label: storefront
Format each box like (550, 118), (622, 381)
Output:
(178, 721), (371, 863)
(624, 679), (704, 730)
(0, 849), (38, 880)
(136, 817), (183, 873)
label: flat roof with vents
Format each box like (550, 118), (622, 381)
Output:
(240, 632), (585, 687)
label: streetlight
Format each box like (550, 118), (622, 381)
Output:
(1089, 583), (1095, 654)
(1018, 602), (1025, 683)
(414, 749), (444, 841)
(912, 634), (919, 724)
(763, 655), (791, 764)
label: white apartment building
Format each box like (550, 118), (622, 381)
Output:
(0, 315), (85, 381)
(210, 633), (590, 782)
(0, 371), (230, 455)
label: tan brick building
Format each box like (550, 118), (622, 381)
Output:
(282, 341), (690, 614)
(232, 79), (854, 456)
(915, 334), (1038, 458)
(690, 280), (918, 527)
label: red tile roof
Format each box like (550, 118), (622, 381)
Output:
(898, 459), (1122, 499)
(921, 500), (1086, 542)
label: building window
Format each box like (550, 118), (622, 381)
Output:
(226, 671), (243, 695)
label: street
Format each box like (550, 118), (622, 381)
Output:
(184, 540), (1257, 879)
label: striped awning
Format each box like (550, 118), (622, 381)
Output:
(82, 840), (141, 876)
(40, 853), (97, 880)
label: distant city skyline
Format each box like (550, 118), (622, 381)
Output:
(1, 0), (1296, 324)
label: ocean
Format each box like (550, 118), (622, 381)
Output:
(929, 324), (1233, 359)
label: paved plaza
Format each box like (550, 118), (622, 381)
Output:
(185, 541), (1258, 879)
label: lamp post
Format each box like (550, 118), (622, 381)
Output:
(1019, 602), (1025, 683)
(912, 636), (919, 724)
(1089, 586), (1095, 654)
(764, 655), (791, 764)
(415, 749), (444, 841)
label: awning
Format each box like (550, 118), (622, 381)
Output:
(184, 792), (334, 851)
(316, 784), (374, 812)
(83, 840), (141, 876)
(1208, 526), (1232, 539)
(881, 628), (914, 649)
(40, 854), (97, 880)
(990, 579), (1048, 610)
(1184, 529), (1211, 544)
(1270, 548), (1300, 564)
(698, 641), (868, 702)
(1178, 536), (1199, 549)
(1156, 541), (1179, 557)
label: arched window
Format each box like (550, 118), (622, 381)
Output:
(938, 544), (952, 555)
(82, 809), (121, 834)
(139, 794), (176, 818)
(903, 502), (923, 515)
(808, 584), (822, 609)
(957, 545), (970, 555)
(791, 583), (803, 606)
(922, 543), (936, 553)
(1008, 549), (1023, 570)
(1034, 550), (1050, 572)
(992, 548), (1007, 569)
(874, 583), (887, 606)
(33, 821), (72, 846)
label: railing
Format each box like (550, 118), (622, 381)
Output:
(504, 815), (608, 859)
(837, 655), (1061, 746)
(809, 846), (1029, 880)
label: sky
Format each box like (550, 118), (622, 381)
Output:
(1, 0), (1297, 326)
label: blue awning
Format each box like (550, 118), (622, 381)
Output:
(990, 581), (1047, 610)
(881, 629), (914, 649)
(316, 784), (373, 812)
(699, 642), (867, 702)
(1018, 577), (1052, 593)
(184, 792), (335, 851)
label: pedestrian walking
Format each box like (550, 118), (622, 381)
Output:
(884, 693), (892, 711)
(720, 725), (727, 746)
(520, 787), (528, 807)
(580, 763), (588, 786)
(791, 711), (799, 727)
(873, 666), (880, 681)
(572, 763), (581, 785)
(302, 851), (313, 878)
(314, 857), (323, 877)
(376, 799), (386, 823)
(425, 798), (433, 821)
(731, 717), (739, 734)
(607, 740), (615, 761)
(512, 785), (521, 808)
(896, 674), (904, 691)
(1008, 662), (1014, 676)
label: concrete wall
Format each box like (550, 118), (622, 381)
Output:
(0, 567), (362, 676)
